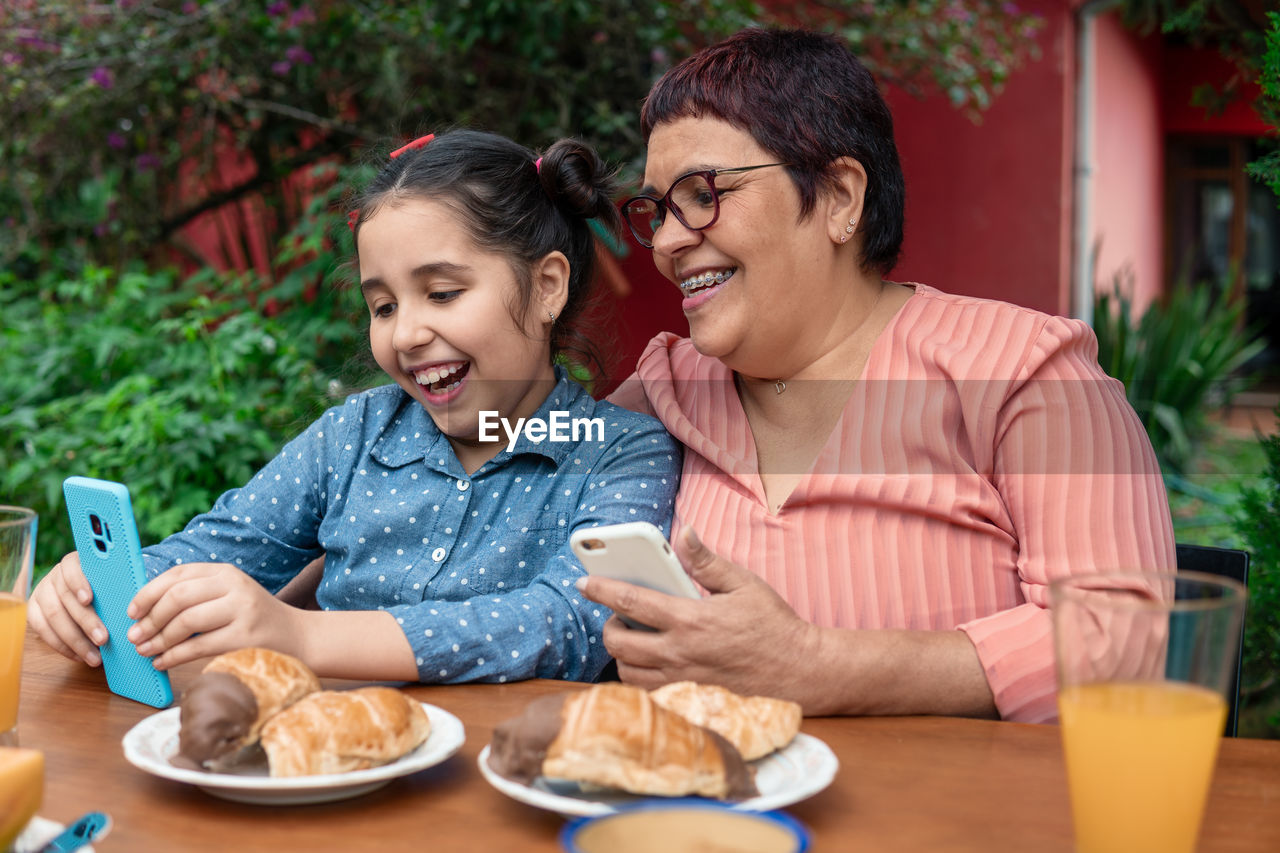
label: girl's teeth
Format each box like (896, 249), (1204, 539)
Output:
(417, 364), (463, 385)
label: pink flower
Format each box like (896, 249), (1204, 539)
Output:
(288, 6), (316, 26)
(266, 1), (288, 16)
(134, 153), (160, 172)
(90, 66), (113, 89)
(271, 60), (292, 75)
(107, 132), (126, 150)
(285, 45), (312, 65)
(183, 1), (198, 12)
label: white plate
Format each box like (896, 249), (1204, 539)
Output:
(122, 701), (465, 805)
(477, 732), (838, 817)
(14, 816), (98, 853)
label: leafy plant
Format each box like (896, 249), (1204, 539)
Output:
(0, 0), (1045, 270)
(1245, 11), (1280, 198)
(1092, 275), (1264, 474)
(1121, 3), (1279, 202)
(0, 264), (344, 571)
(1233, 408), (1280, 725)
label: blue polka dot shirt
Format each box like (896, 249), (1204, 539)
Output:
(141, 367), (681, 683)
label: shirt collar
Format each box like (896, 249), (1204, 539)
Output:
(369, 365), (594, 472)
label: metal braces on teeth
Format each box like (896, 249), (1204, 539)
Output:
(682, 270), (730, 293)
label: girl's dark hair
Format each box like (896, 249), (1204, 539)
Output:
(348, 129), (622, 382)
(641, 27), (904, 276)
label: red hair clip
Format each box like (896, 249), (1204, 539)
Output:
(390, 133), (435, 159)
(347, 209), (360, 234)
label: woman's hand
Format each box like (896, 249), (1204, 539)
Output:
(28, 552), (108, 666)
(577, 527), (822, 707)
(125, 563), (301, 670)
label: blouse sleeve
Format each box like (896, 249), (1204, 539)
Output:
(956, 315), (1176, 722)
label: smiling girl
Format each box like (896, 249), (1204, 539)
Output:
(31, 130), (681, 684)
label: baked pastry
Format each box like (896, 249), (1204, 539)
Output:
(173, 647), (320, 770)
(259, 687), (431, 777)
(650, 681), (802, 760)
(487, 683), (757, 800)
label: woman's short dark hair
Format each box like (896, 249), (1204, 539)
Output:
(641, 28), (904, 275)
(349, 129), (622, 381)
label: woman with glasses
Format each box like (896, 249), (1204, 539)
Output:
(578, 27), (1174, 722)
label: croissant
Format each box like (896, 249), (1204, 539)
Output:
(650, 681), (802, 760)
(259, 687), (431, 777)
(488, 683), (757, 800)
(174, 647), (320, 769)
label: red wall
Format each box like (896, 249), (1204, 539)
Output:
(884, 0), (1076, 317)
(1163, 45), (1268, 136)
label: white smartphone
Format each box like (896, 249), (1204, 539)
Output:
(570, 522), (699, 630)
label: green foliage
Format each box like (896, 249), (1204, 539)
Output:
(1123, 2), (1279, 202)
(1092, 277), (1264, 474)
(787, 0), (1044, 115)
(0, 0), (1045, 269)
(1232, 408), (1280, 717)
(1245, 12), (1280, 199)
(0, 264), (344, 571)
(1167, 428), (1263, 548)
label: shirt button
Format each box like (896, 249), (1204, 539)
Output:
(431, 547), (447, 562)
(456, 480), (469, 491)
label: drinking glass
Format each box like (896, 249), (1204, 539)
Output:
(0, 507), (37, 746)
(1051, 570), (1246, 853)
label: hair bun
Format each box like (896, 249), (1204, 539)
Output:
(538, 139), (622, 236)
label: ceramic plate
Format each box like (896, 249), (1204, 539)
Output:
(477, 732), (838, 818)
(122, 701), (465, 805)
(14, 816), (98, 853)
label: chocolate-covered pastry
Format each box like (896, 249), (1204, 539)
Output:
(173, 647), (320, 770)
(488, 683), (757, 800)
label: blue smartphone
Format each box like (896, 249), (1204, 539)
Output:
(62, 476), (173, 708)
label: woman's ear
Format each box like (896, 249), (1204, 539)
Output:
(825, 157), (868, 246)
(532, 250), (571, 324)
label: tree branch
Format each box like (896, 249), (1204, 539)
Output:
(155, 141), (344, 238)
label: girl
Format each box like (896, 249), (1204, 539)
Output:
(30, 130), (681, 684)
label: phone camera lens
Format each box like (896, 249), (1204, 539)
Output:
(90, 513), (103, 535)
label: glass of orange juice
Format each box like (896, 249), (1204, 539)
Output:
(0, 506), (36, 747)
(1050, 570), (1246, 853)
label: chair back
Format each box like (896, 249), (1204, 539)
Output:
(1175, 543), (1250, 737)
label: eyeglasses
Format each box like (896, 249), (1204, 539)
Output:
(621, 163), (790, 248)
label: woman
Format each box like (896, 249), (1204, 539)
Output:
(578, 28), (1174, 722)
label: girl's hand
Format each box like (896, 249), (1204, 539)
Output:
(28, 551), (109, 667)
(577, 527), (823, 707)
(125, 563), (301, 670)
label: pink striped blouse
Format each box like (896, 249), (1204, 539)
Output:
(608, 284), (1175, 723)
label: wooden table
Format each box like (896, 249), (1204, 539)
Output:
(16, 631), (1280, 852)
